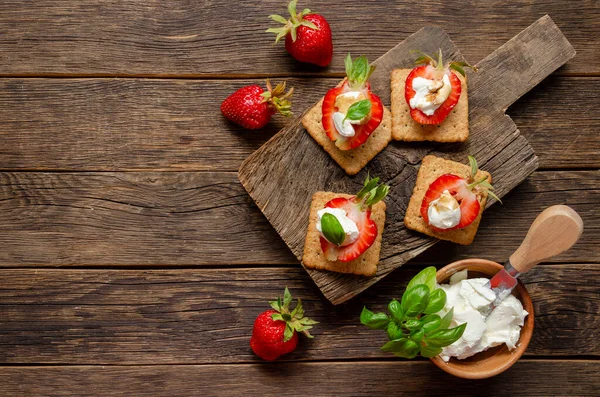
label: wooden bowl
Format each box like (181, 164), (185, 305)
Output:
(429, 258), (534, 379)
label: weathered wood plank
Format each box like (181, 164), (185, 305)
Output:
(1, 361), (598, 396)
(0, 265), (596, 364)
(0, 1), (596, 75)
(0, 171), (297, 265)
(0, 76), (597, 171)
(510, 76), (600, 169)
(240, 18), (576, 304)
(0, 78), (332, 172)
(0, 171), (597, 266)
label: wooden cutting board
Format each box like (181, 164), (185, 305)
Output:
(238, 15), (575, 305)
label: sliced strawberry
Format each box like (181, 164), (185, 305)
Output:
(419, 174), (480, 231)
(320, 54), (383, 150)
(317, 176), (389, 263)
(319, 196), (378, 262)
(419, 156), (500, 232)
(404, 65), (462, 125)
(321, 81), (384, 150)
(321, 85), (345, 142)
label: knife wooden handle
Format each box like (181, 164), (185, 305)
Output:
(510, 205), (583, 274)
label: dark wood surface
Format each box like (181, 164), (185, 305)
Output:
(0, 1), (598, 395)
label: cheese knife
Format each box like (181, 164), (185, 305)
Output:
(489, 205), (583, 306)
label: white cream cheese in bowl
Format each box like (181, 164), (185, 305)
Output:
(437, 269), (529, 362)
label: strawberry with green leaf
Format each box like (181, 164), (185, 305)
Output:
(266, 0), (333, 67)
(250, 287), (318, 361)
(320, 175), (389, 262)
(221, 80), (293, 130)
(405, 49), (476, 125)
(321, 54), (384, 150)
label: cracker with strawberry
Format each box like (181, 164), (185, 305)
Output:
(391, 50), (476, 142)
(302, 175), (389, 276)
(404, 155), (500, 245)
(302, 54), (392, 175)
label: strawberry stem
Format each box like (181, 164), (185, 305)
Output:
(266, 1), (318, 44)
(356, 174), (390, 210)
(465, 156), (503, 204)
(268, 287), (318, 342)
(345, 53), (376, 90)
(261, 80), (294, 117)
(411, 49), (478, 76)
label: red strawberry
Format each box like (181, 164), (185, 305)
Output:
(267, 1), (333, 67)
(319, 175), (389, 262)
(404, 49), (476, 125)
(250, 287), (317, 361)
(420, 156), (501, 231)
(321, 54), (384, 150)
(221, 80), (293, 129)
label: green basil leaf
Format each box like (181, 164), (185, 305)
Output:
(387, 299), (403, 322)
(410, 328), (425, 342)
(438, 308), (454, 330)
(420, 344), (443, 358)
(406, 266), (437, 292)
(360, 307), (390, 330)
(424, 288), (447, 314)
(382, 338), (419, 359)
(426, 323), (467, 347)
(321, 213), (345, 246)
(401, 284), (430, 317)
(343, 99), (371, 123)
(420, 314), (442, 334)
(386, 321), (403, 341)
(404, 319), (422, 331)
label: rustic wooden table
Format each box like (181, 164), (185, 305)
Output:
(0, 1), (598, 396)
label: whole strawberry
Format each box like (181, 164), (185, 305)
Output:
(221, 80), (293, 129)
(266, 0), (333, 67)
(250, 287), (318, 361)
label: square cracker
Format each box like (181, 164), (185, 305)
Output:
(391, 69), (469, 142)
(302, 192), (386, 277)
(404, 155), (490, 245)
(302, 97), (392, 175)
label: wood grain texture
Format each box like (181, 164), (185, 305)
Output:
(1, 361), (598, 396)
(0, 170), (596, 267)
(240, 17), (575, 304)
(0, 171), (297, 265)
(0, 1), (596, 76)
(0, 265), (596, 364)
(0, 76), (597, 171)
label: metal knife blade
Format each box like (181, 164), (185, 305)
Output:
(489, 260), (520, 306)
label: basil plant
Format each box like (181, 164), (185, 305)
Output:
(360, 266), (466, 359)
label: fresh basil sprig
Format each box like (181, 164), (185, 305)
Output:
(320, 213), (345, 246)
(343, 99), (371, 124)
(360, 266), (467, 359)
